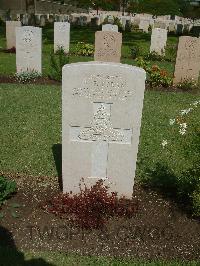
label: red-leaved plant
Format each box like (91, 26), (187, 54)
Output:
(42, 180), (139, 230)
(4, 47), (16, 53)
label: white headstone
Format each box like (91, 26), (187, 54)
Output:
(94, 31), (122, 63)
(40, 15), (46, 26)
(6, 21), (21, 49)
(173, 36), (200, 84)
(139, 19), (149, 33)
(62, 62), (146, 198)
(54, 22), (70, 53)
(102, 24), (118, 32)
(121, 17), (127, 30)
(150, 28), (168, 55)
(16, 26), (42, 73)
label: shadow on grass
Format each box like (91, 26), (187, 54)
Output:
(52, 144), (62, 190)
(123, 31), (151, 45)
(141, 162), (200, 219)
(0, 226), (55, 266)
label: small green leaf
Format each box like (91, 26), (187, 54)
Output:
(0, 213), (4, 219)
(11, 211), (20, 218)
(10, 203), (21, 208)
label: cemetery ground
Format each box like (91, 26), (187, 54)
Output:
(0, 84), (200, 265)
(0, 25), (200, 265)
(0, 25), (177, 78)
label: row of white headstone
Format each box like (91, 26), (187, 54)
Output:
(5, 26), (200, 199)
(7, 21), (200, 85)
(13, 24), (163, 74)
(6, 21), (70, 52)
(7, 22), (70, 74)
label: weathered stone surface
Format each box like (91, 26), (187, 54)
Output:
(94, 31), (122, 63)
(139, 19), (149, 33)
(62, 62), (146, 198)
(150, 28), (167, 55)
(102, 24), (118, 32)
(173, 36), (200, 84)
(6, 21), (21, 49)
(54, 22), (70, 53)
(16, 26), (42, 73)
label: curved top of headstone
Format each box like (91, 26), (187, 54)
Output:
(62, 62), (146, 75)
(62, 62), (146, 103)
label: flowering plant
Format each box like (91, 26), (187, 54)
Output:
(14, 70), (41, 83)
(162, 99), (200, 149)
(136, 57), (173, 87)
(73, 42), (94, 57)
(161, 99), (200, 216)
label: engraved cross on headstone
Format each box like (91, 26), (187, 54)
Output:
(70, 102), (132, 179)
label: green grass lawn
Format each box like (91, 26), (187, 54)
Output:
(0, 25), (177, 76)
(0, 246), (199, 266)
(0, 25), (199, 266)
(0, 83), (199, 178)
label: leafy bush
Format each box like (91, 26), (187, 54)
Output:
(142, 100), (200, 217)
(192, 186), (200, 217)
(42, 180), (138, 230)
(165, 44), (177, 62)
(176, 79), (200, 91)
(14, 70), (42, 83)
(0, 176), (16, 207)
(0, 17), (5, 26)
(131, 24), (139, 30)
(145, 46), (177, 63)
(102, 15), (113, 25)
(4, 47), (16, 54)
(136, 57), (173, 87)
(130, 45), (140, 59)
(73, 42), (94, 57)
(148, 24), (152, 32)
(125, 21), (132, 32)
(49, 46), (69, 81)
(144, 51), (165, 61)
(102, 16), (123, 31)
(113, 16), (123, 32)
(149, 65), (173, 87)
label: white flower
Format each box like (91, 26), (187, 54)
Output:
(192, 100), (200, 107)
(180, 108), (193, 116)
(161, 140), (168, 148)
(169, 119), (175, 125)
(180, 123), (187, 129)
(179, 128), (186, 135)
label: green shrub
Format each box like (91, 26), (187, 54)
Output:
(102, 15), (113, 25)
(0, 176), (16, 207)
(144, 51), (165, 61)
(130, 45), (140, 59)
(165, 44), (177, 62)
(128, 23), (139, 31)
(73, 42), (94, 57)
(176, 79), (200, 91)
(136, 57), (173, 87)
(192, 186), (200, 216)
(0, 17), (5, 26)
(148, 24), (152, 32)
(149, 65), (173, 87)
(113, 16), (123, 32)
(14, 71), (42, 83)
(49, 46), (69, 81)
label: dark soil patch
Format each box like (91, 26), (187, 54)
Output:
(0, 75), (199, 94)
(0, 174), (200, 261)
